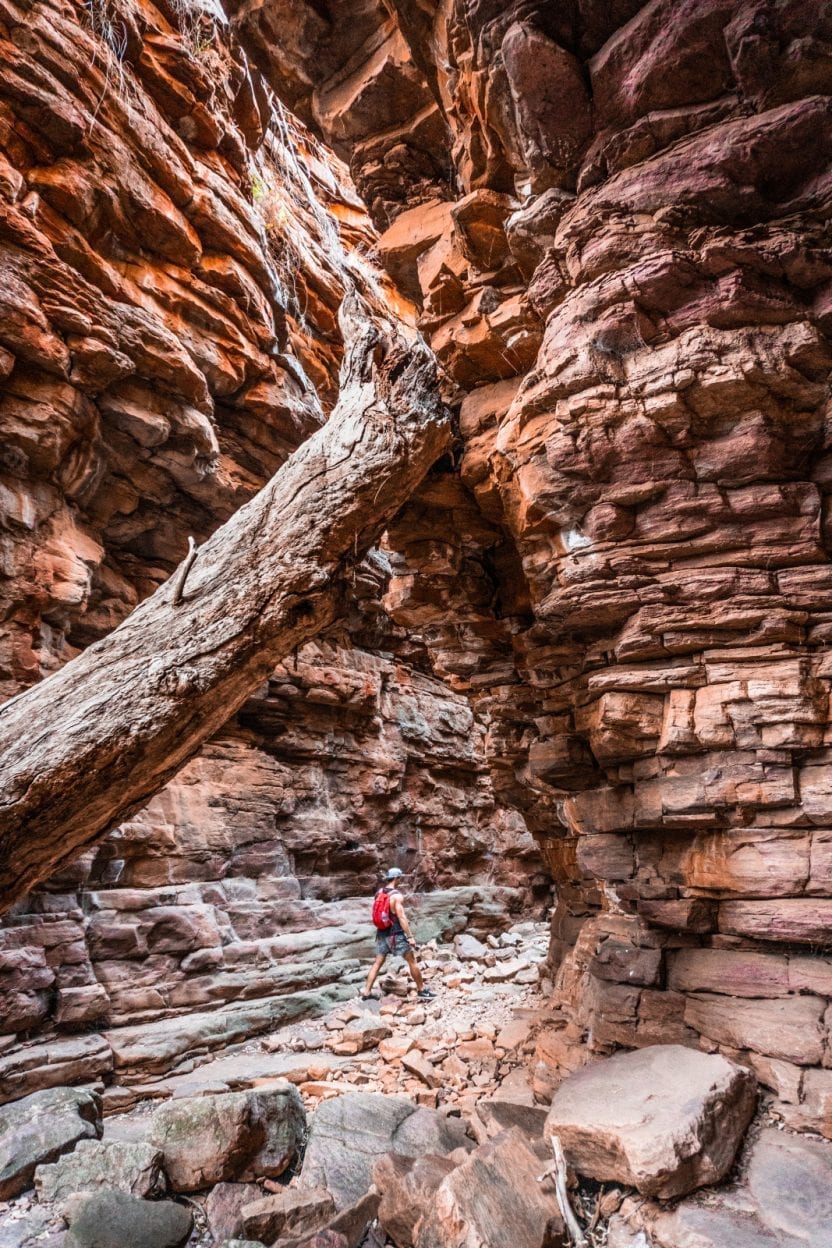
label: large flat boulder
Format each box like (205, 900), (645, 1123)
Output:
(66, 1192), (192, 1248)
(0, 1087), (101, 1199)
(415, 1128), (564, 1248)
(35, 1139), (165, 1211)
(300, 1092), (471, 1209)
(149, 1084), (305, 1192)
(545, 1045), (756, 1199)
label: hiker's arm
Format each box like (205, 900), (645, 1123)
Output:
(392, 895), (416, 943)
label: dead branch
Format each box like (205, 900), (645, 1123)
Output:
(0, 295), (450, 912)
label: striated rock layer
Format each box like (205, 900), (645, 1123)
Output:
(250, 0), (832, 1134)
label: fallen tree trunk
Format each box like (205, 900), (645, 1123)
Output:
(0, 296), (451, 913)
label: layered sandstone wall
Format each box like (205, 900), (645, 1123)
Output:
(1, 640), (535, 1102)
(5, 0), (832, 1140)
(247, 0), (832, 1134)
(0, 0), (539, 1091)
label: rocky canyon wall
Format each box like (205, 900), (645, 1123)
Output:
(235, 0), (832, 1136)
(0, 0), (538, 1095)
(4, 0), (832, 1144)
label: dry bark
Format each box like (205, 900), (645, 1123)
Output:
(0, 296), (451, 913)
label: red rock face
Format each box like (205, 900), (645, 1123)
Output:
(250, 0), (832, 1132)
(0, 0), (539, 1080)
(4, 0), (832, 1137)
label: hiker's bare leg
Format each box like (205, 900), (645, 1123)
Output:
(364, 954), (386, 995)
(404, 950), (424, 992)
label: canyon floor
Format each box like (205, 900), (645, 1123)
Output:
(2, 916), (831, 1248)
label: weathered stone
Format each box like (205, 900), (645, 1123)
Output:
(545, 1046), (757, 1198)
(300, 1092), (471, 1210)
(684, 993), (826, 1065)
(374, 1153), (458, 1248)
(454, 935), (488, 961)
(35, 1139), (165, 1210)
(66, 1192), (192, 1248)
(278, 1193), (380, 1248)
(719, 900), (832, 946)
(0, 1036), (113, 1107)
(415, 1128), (564, 1248)
(4, 0), (832, 1152)
(475, 1097), (548, 1142)
(401, 1052), (442, 1088)
(0, 1207), (66, 1248)
(331, 1016), (392, 1054)
(648, 1127), (832, 1247)
(205, 1184), (261, 1243)
(149, 1085), (305, 1192)
(240, 1187), (335, 1245)
(0, 1087), (101, 1199)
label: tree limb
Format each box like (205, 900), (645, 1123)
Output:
(0, 296), (451, 913)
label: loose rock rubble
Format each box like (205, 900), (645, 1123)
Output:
(0, 922), (828, 1248)
(1, 918), (818, 1248)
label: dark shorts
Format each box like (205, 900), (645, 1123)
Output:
(376, 929), (413, 957)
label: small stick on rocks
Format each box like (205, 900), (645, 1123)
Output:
(539, 1136), (587, 1248)
(171, 536), (198, 605)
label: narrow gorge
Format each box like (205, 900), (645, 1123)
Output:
(1, 2), (831, 1246)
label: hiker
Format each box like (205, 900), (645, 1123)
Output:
(362, 867), (434, 1000)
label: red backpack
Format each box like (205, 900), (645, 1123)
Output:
(372, 887), (394, 930)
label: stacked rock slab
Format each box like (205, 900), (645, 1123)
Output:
(229, 0), (832, 1134)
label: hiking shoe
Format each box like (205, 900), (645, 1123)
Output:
(360, 991), (380, 1001)
(417, 988), (436, 999)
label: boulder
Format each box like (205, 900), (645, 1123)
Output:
(374, 1153), (458, 1247)
(300, 1092), (472, 1209)
(545, 1045), (757, 1199)
(328, 1016), (392, 1056)
(240, 1187), (335, 1244)
(647, 1127), (832, 1246)
(35, 1139), (165, 1211)
(0, 1087), (101, 1199)
(0, 1207), (66, 1248)
(205, 1183), (261, 1242)
(415, 1128), (564, 1248)
(149, 1084), (305, 1192)
(454, 935), (488, 961)
(65, 1192), (192, 1248)
(277, 1193), (380, 1248)
(474, 1097), (548, 1142)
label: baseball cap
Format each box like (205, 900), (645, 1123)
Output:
(384, 867), (404, 881)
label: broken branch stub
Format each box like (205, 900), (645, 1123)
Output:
(0, 296), (451, 912)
